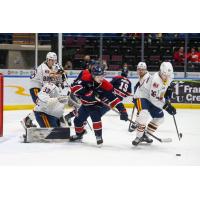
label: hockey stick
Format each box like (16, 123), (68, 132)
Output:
(145, 131), (172, 143)
(86, 120), (93, 131)
(95, 97), (172, 143)
(172, 115), (182, 141)
(128, 105), (135, 132)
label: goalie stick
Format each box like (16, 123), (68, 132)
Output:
(95, 97), (172, 143)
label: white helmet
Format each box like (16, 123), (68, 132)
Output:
(160, 62), (174, 78)
(46, 52), (57, 61)
(137, 62), (147, 70)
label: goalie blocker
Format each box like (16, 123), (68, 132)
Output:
(23, 127), (70, 143)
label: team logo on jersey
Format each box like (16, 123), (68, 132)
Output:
(153, 83), (159, 88)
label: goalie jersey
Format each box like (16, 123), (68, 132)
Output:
(134, 72), (172, 109)
(34, 82), (70, 118)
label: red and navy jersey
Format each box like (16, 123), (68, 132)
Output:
(110, 76), (132, 101)
(70, 70), (126, 112)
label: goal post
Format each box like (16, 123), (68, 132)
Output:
(0, 73), (3, 137)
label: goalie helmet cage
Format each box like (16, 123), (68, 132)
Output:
(0, 73), (3, 137)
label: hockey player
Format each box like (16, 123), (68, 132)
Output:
(64, 62), (132, 126)
(90, 64), (133, 118)
(62, 60), (97, 126)
(132, 62), (176, 146)
(69, 63), (128, 146)
(33, 68), (70, 127)
(110, 64), (132, 101)
(129, 62), (153, 144)
(21, 52), (60, 128)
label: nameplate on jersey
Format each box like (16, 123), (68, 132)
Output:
(23, 127), (70, 143)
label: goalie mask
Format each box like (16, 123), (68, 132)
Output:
(49, 64), (66, 86)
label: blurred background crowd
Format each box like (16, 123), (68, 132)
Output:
(0, 33), (200, 73)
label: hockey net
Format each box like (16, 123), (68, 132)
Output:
(0, 73), (3, 137)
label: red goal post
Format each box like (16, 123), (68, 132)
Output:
(0, 73), (3, 137)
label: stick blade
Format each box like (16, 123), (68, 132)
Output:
(161, 138), (172, 143)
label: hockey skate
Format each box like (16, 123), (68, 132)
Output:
(21, 116), (37, 130)
(141, 132), (153, 144)
(132, 137), (142, 146)
(69, 130), (87, 142)
(69, 134), (83, 142)
(96, 136), (103, 147)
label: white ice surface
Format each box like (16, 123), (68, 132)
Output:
(0, 109), (200, 166)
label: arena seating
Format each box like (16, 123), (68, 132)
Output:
(0, 33), (200, 71)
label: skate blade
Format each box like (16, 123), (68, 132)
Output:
(97, 143), (103, 148)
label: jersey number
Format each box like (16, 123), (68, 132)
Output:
(43, 87), (51, 94)
(119, 82), (128, 92)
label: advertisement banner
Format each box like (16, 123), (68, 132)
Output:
(2, 75), (200, 110)
(171, 80), (200, 104)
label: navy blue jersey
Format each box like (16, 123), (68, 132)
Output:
(71, 70), (126, 112)
(110, 75), (132, 100)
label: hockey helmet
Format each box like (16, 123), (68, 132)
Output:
(121, 66), (129, 77)
(160, 62), (174, 79)
(91, 63), (104, 77)
(137, 62), (147, 70)
(46, 52), (57, 61)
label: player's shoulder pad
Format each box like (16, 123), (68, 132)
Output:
(81, 69), (92, 82)
(101, 79), (113, 91)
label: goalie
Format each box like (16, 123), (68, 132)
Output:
(33, 69), (70, 128)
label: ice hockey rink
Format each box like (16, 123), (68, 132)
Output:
(0, 108), (200, 166)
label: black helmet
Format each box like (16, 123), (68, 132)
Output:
(121, 66), (128, 77)
(91, 63), (104, 76)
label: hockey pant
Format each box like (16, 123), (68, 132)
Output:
(34, 111), (60, 128)
(74, 105), (107, 137)
(133, 98), (164, 137)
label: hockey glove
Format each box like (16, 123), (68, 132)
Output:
(163, 101), (176, 115)
(120, 110), (128, 121)
(164, 85), (173, 100)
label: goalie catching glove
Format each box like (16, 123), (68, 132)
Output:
(163, 101), (176, 115)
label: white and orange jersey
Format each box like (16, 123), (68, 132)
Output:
(34, 82), (70, 118)
(134, 72), (152, 100)
(148, 72), (172, 109)
(134, 72), (172, 109)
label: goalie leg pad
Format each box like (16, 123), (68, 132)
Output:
(24, 127), (71, 143)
